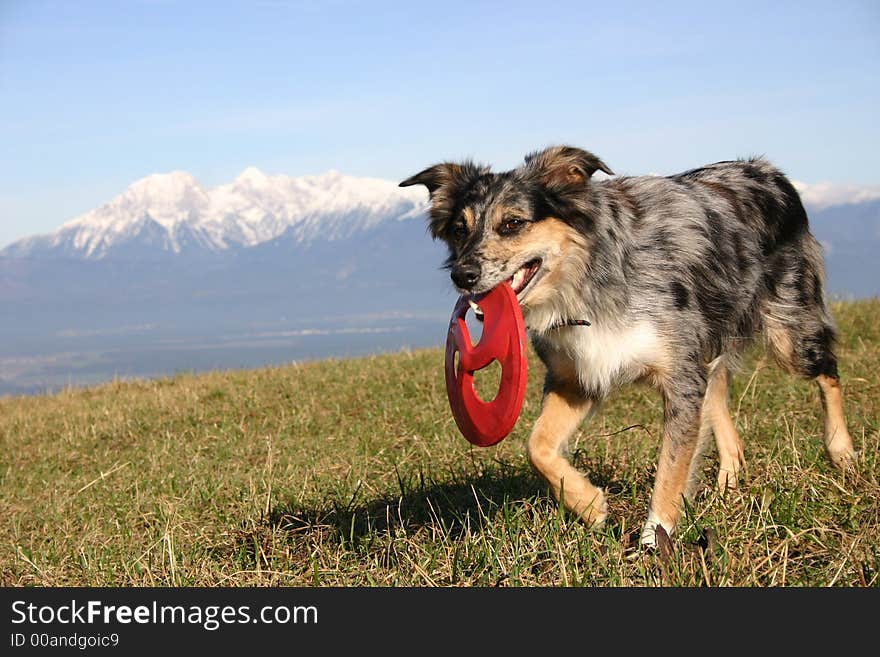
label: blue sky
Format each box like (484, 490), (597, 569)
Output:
(1, 0), (878, 247)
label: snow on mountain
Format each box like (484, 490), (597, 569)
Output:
(3, 168), (429, 259)
(7, 168), (880, 262)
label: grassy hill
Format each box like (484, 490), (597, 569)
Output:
(2, 300), (878, 586)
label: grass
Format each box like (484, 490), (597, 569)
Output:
(1, 300), (878, 587)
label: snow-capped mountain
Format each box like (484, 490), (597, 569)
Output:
(0, 167), (451, 395)
(2, 168), (428, 259)
(1, 168), (878, 396)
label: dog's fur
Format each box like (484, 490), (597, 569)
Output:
(401, 145), (857, 547)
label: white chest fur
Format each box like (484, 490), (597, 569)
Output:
(544, 320), (664, 395)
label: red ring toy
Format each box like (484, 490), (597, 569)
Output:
(444, 282), (528, 447)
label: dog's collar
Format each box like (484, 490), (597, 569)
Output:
(469, 297), (590, 330)
(548, 318), (591, 329)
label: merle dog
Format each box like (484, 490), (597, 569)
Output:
(401, 146), (856, 548)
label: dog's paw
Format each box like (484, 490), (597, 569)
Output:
(639, 513), (674, 552)
(626, 522), (673, 562)
(829, 446), (858, 472)
(578, 489), (608, 530)
(716, 468), (740, 492)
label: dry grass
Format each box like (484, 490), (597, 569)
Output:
(1, 300), (878, 586)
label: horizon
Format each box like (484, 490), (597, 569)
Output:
(2, 1), (879, 247)
(3, 162), (880, 251)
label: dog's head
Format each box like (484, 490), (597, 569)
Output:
(400, 146), (613, 317)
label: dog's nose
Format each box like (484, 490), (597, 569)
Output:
(451, 262), (481, 290)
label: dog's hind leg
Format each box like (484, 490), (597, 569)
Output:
(816, 372), (856, 469)
(761, 245), (856, 469)
(702, 360), (745, 491)
(766, 314), (856, 468)
(527, 386), (607, 528)
(640, 369), (707, 549)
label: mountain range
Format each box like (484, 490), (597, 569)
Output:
(3, 168), (428, 259)
(1, 168), (878, 395)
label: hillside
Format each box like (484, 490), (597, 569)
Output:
(1, 300), (878, 586)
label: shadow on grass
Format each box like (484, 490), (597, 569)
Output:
(268, 466), (541, 543)
(262, 456), (633, 546)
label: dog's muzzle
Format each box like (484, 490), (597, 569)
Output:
(450, 261), (481, 290)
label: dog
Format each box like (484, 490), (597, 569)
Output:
(400, 145), (857, 549)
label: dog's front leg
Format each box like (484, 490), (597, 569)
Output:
(640, 373), (707, 549)
(527, 385), (607, 528)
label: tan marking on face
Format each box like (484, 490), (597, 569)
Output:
(478, 217), (585, 268)
(488, 204), (530, 231)
(461, 206), (476, 230)
(524, 216), (585, 259)
(518, 218), (588, 306)
(467, 215), (589, 307)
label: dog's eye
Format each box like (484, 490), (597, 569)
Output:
(499, 218), (525, 235)
(453, 225), (468, 240)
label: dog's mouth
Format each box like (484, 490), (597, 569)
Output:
(469, 259), (543, 322)
(508, 259), (542, 297)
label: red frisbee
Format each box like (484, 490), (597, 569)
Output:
(444, 282), (528, 447)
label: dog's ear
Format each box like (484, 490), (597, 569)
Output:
(525, 146), (614, 188)
(399, 161), (488, 240)
(399, 163), (463, 195)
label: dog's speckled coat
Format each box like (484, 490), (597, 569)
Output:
(401, 146), (856, 547)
